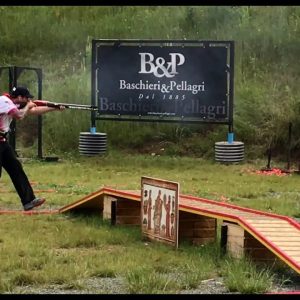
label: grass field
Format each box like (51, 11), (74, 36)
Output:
(2, 151), (299, 216)
(0, 151), (299, 294)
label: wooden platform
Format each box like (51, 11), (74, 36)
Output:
(58, 187), (300, 274)
(1, 187), (299, 275)
(180, 194), (300, 274)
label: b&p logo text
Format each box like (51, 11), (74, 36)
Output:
(138, 52), (185, 78)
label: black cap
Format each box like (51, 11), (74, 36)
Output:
(11, 87), (34, 98)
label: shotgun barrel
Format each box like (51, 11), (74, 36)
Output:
(33, 100), (98, 111)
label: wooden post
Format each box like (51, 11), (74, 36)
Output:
(103, 195), (117, 225)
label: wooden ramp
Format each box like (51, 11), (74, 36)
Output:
(58, 187), (140, 213)
(58, 187), (300, 275)
(179, 194), (300, 275)
(1, 187), (299, 275)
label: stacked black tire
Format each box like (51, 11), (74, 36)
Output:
(215, 141), (244, 163)
(79, 132), (107, 156)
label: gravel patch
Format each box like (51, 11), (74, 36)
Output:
(6, 266), (300, 294)
(179, 277), (231, 294)
(8, 276), (234, 294)
(6, 277), (228, 294)
(7, 274), (300, 294)
(9, 277), (128, 294)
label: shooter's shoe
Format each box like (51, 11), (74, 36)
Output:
(23, 198), (46, 211)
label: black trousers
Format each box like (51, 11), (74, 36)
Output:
(0, 141), (35, 206)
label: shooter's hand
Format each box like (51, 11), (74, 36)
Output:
(26, 100), (37, 109)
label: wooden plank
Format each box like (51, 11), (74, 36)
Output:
(179, 213), (212, 221)
(105, 190), (140, 201)
(235, 213), (266, 217)
(116, 207), (140, 216)
(289, 251), (300, 258)
(116, 198), (139, 208)
(260, 229), (300, 234)
(264, 237), (300, 242)
(271, 241), (300, 246)
(193, 220), (216, 227)
(290, 257), (300, 263)
(179, 219), (215, 226)
(179, 225), (215, 233)
(247, 219), (294, 223)
(115, 197), (140, 224)
(258, 226), (300, 236)
(256, 226), (300, 230)
(257, 231), (300, 236)
(179, 211), (216, 244)
(194, 206), (238, 213)
(263, 231), (300, 238)
(244, 216), (275, 219)
(260, 236), (300, 243)
(184, 204), (235, 213)
(179, 212), (216, 227)
(193, 222), (216, 230)
(121, 190), (140, 194)
(246, 217), (287, 221)
(186, 203), (218, 209)
(245, 220), (289, 224)
(180, 211), (215, 221)
(279, 246), (300, 251)
(282, 250), (300, 255)
(193, 228), (216, 238)
(191, 206), (255, 218)
(179, 227), (216, 236)
(251, 224), (295, 228)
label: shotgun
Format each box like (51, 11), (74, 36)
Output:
(33, 100), (98, 111)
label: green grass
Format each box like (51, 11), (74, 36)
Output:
(2, 151), (299, 216)
(0, 152), (298, 293)
(222, 258), (275, 294)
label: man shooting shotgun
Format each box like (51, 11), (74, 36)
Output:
(0, 86), (65, 211)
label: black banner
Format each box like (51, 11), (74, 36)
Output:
(92, 41), (233, 123)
